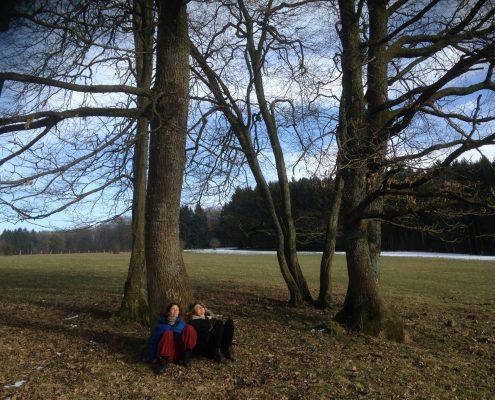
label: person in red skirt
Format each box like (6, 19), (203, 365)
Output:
(147, 303), (197, 374)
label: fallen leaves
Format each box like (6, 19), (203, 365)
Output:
(0, 260), (494, 400)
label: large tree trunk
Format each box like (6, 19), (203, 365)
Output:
(316, 173), (343, 308)
(367, 211), (382, 282)
(336, 213), (403, 340)
(119, 116), (150, 323)
(365, 0), (389, 283)
(335, 0), (404, 340)
(145, 0), (192, 321)
(119, 0), (153, 324)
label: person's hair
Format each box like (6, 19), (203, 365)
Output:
(163, 302), (180, 315)
(188, 302), (210, 318)
(189, 302), (203, 313)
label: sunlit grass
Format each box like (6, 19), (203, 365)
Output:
(0, 252), (493, 304)
(0, 252), (494, 399)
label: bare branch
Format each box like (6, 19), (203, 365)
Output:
(0, 72), (149, 96)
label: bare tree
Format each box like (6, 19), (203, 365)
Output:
(0, 0), (139, 225)
(317, 99), (345, 308)
(331, 0), (495, 339)
(0, 0), (194, 321)
(145, 0), (193, 319)
(188, 0), (336, 305)
(119, 0), (153, 324)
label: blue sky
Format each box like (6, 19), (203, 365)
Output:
(1, 1), (494, 232)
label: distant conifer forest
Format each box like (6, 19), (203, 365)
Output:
(2, 159), (494, 256)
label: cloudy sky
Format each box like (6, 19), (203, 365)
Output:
(1, 1), (493, 232)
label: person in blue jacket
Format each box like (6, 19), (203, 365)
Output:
(147, 303), (197, 373)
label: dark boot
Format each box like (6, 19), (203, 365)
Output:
(223, 345), (235, 362)
(182, 350), (192, 368)
(156, 357), (168, 374)
(213, 348), (227, 364)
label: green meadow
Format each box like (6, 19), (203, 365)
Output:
(1, 252), (494, 399)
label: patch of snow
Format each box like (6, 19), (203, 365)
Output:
(62, 314), (79, 320)
(380, 251), (495, 261)
(185, 248), (495, 261)
(4, 380), (26, 389)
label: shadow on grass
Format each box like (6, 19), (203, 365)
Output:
(0, 314), (148, 363)
(27, 299), (114, 320)
(0, 283), (338, 368)
(192, 285), (337, 330)
(0, 294), (148, 363)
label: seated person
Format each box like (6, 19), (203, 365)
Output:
(147, 303), (197, 373)
(189, 302), (235, 363)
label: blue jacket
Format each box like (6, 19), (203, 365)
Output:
(147, 315), (187, 362)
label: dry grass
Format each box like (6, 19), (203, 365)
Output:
(0, 252), (494, 399)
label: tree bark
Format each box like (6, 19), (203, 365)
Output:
(146, 0), (193, 321)
(240, 0), (313, 304)
(367, 211), (382, 282)
(238, 128), (303, 305)
(119, 116), (150, 323)
(365, 0), (389, 283)
(337, 167), (403, 340)
(316, 173), (343, 308)
(119, 0), (153, 324)
(335, 0), (404, 340)
(336, 215), (403, 340)
(252, 78), (313, 304)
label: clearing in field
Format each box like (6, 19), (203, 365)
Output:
(0, 253), (494, 399)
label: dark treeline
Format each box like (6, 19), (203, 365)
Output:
(215, 158), (495, 255)
(0, 218), (132, 255)
(2, 159), (494, 256)
(0, 206), (214, 255)
(179, 204), (212, 249)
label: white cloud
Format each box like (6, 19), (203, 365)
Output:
(461, 144), (495, 162)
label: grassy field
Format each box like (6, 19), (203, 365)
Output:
(0, 252), (494, 399)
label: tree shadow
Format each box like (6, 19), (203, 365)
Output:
(192, 286), (336, 330)
(27, 299), (114, 320)
(0, 282), (339, 367)
(0, 314), (148, 364)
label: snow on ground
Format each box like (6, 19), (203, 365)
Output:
(185, 248), (495, 261)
